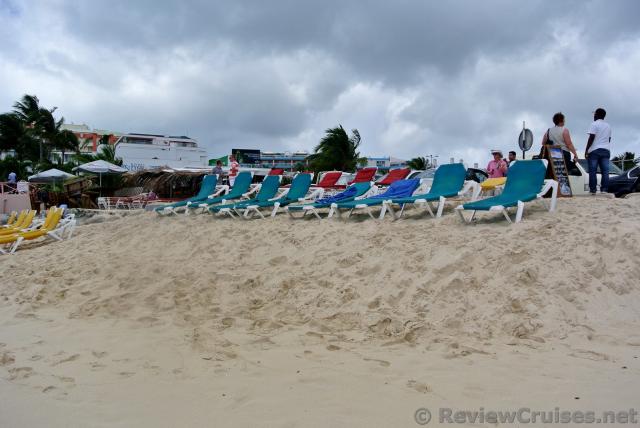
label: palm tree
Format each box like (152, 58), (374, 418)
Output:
(12, 94), (63, 163)
(612, 152), (637, 171)
(407, 156), (428, 170)
(53, 129), (80, 164)
(0, 113), (39, 165)
(12, 94), (41, 125)
(95, 143), (123, 166)
(307, 125), (361, 172)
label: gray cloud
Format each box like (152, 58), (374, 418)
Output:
(1, 0), (639, 165)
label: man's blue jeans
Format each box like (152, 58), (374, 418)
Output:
(588, 148), (610, 193)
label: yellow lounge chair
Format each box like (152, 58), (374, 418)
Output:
(2, 210), (26, 229)
(0, 208), (72, 254)
(2, 211), (18, 227)
(0, 210), (37, 235)
(480, 177), (507, 194)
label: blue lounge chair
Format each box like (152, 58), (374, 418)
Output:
(329, 179), (421, 219)
(455, 159), (558, 224)
(155, 174), (219, 215)
(185, 171), (254, 214)
(286, 181), (374, 219)
(241, 173), (313, 219)
(210, 175), (282, 218)
(381, 163), (480, 219)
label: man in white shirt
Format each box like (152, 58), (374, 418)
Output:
(585, 108), (612, 194)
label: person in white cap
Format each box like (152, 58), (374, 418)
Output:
(487, 150), (508, 178)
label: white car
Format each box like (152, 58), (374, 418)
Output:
(569, 159), (623, 195)
(524, 154), (621, 195)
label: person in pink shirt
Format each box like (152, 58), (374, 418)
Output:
(228, 154), (239, 185)
(487, 150), (508, 178)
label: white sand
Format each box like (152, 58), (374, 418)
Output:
(1, 197), (639, 427)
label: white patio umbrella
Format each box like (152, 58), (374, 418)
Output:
(73, 160), (128, 195)
(28, 168), (75, 183)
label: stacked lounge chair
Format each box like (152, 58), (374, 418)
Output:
(329, 179), (421, 219)
(240, 173), (313, 219)
(0, 207), (76, 255)
(286, 181), (373, 219)
(186, 171), (254, 214)
(155, 174), (219, 215)
(210, 175), (282, 218)
(381, 163), (480, 219)
(0, 210), (36, 235)
(375, 168), (410, 187)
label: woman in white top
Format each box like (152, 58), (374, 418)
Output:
(541, 112), (579, 173)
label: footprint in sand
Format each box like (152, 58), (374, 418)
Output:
(221, 317), (235, 328)
(57, 376), (76, 385)
(569, 350), (610, 361)
(407, 380), (432, 393)
(363, 357), (391, 367)
(90, 361), (107, 370)
(0, 352), (15, 366)
(52, 353), (80, 366)
(268, 255), (288, 266)
(91, 351), (108, 359)
(8, 367), (33, 381)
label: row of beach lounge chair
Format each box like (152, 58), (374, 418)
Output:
(154, 160), (558, 223)
(0, 207), (76, 254)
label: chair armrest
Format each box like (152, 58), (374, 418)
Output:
(306, 187), (325, 200)
(537, 179), (558, 211)
(242, 184), (260, 198)
(210, 185), (229, 198)
(459, 180), (481, 201)
(274, 188), (290, 200)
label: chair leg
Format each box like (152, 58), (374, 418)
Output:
(379, 203), (388, 219)
(425, 202), (435, 217)
(271, 203), (280, 218)
(9, 237), (24, 254)
(312, 209), (322, 220)
(328, 204), (336, 218)
(436, 196), (446, 218)
(502, 208), (513, 223)
(515, 201), (525, 223)
(397, 203), (405, 219)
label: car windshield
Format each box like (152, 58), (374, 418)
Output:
(577, 159), (623, 175)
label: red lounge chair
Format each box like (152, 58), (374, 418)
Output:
(375, 168), (410, 186)
(315, 171), (343, 188)
(349, 167), (377, 185)
(269, 168), (285, 176)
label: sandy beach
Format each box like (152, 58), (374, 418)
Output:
(1, 196), (639, 427)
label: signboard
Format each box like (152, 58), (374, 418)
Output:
(544, 145), (572, 197)
(518, 121), (533, 159)
(232, 149), (261, 165)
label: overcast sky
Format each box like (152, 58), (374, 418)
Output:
(1, 0), (639, 165)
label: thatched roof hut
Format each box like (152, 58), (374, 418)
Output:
(122, 170), (208, 199)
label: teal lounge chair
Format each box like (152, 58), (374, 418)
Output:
(185, 171), (254, 214)
(155, 175), (219, 215)
(329, 179), (421, 219)
(286, 181), (373, 219)
(241, 173), (313, 219)
(381, 163), (480, 219)
(210, 175), (282, 218)
(455, 160), (558, 224)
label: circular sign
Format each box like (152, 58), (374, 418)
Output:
(518, 128), (533, 152)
